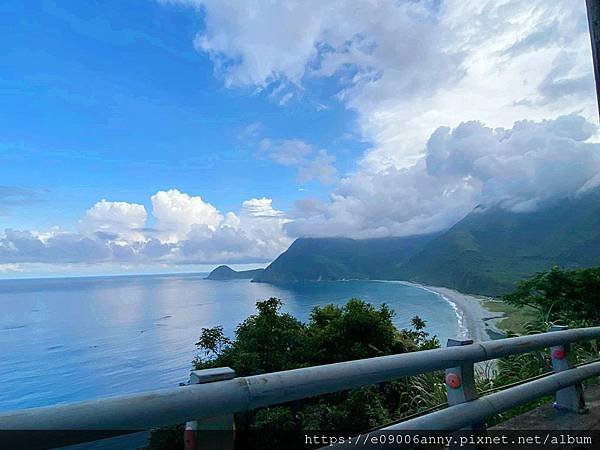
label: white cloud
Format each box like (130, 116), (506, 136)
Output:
(190, 0), (332, 87)
(159, 0), (599, 240)
(259, 139), (338, 184)
(288, 115), (600, 238)
(240, 197), (284, 218)
(259, 139), (312, 166)
(0, 191), (291, 265)
(3, 1), (598, 270)
(176, 197), (290, 263)
(426, 114), (600, 211)
(297, 149), (337, 185)
(151, 189), (223, 242)
(149, 191), (292, 262)
(0, 228), (116, 263)
(238, 121), (262, 140)
(164, 0), (595, 170)
(350, 0), (595, 171)
(80, 199), (147, 242)
(0, 263), (23, 273)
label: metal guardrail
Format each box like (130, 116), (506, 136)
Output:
(1, 326), (600, 448)
(388, 361), (600, 431)
(1, 327), (599, 431)
(326, 361), (600, 449)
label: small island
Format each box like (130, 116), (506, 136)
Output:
(205, 265), (265, 280)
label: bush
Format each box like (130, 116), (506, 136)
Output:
(503, 266), (600, 326)
(192, 298), (439, 434)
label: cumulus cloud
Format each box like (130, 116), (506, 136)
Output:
(178, 197), (290, 263)
(151, 189), (223, 242)
(3, 117), (598, 265)
(288, 114), (600, 238)
(3, 1), (598, 269)
(259, 139), (338, 184)
(0, 229), (116, 263)
(80, 199), (148, 242)
(240, 197), (283, 218)
(157, 0), (599, 241)
(0, 191), (291, 265)
(163, 0), (595, 170)
(427, 114), (600, 210)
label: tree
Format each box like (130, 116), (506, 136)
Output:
(503, 266), (600, 325)
(194, 298), (307, 375)
(195, 326), (231, 363)
(305, 299), (409, 364)
(190, 297), (439, 437)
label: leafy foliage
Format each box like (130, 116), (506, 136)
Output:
(480, 267), (600, 424)
(503, 266), (600, 325)
(192, 297), (439, 434)
(194, 298), (307, 374)
(498, 267), (600, 374)
(148, 269), (600, 448)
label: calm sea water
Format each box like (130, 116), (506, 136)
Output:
(0, 274), (462, 412)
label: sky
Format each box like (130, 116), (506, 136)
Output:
(1, 0), (599, 277)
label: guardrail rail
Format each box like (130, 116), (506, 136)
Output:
(1, 326), (600, 449)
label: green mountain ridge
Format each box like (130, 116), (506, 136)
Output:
(254, 190), (600, 296)
(206, 265), (265, 280)
(396, 190), (600, 295)
(253, 234), (438, 283)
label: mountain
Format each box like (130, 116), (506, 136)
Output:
(254, 189), (600, 296)
(395, 190), (600, 296)
(206, 265), (265, 280)
(253, 234), (438, 284)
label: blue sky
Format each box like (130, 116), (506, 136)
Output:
(1, 0), (364, 231)
(1, 0), (598, 277)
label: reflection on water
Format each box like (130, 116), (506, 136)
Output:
(0, 274), (459, 411)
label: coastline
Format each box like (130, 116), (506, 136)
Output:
(420, 285), (505, 342)
(393, 281), (505, 342)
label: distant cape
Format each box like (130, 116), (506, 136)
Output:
(205, 265), (265, 280)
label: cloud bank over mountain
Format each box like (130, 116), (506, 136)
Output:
(2, 0), (599, 271)
(162, 0), (599, 239)
(3, 113), (598, 268)
(167, 0), (596, 166)
(288, 114), (600, 238)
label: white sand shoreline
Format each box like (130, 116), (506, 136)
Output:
(385, 281), (506, 342)
(421, 284), (505, 342)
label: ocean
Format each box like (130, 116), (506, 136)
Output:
(0, 274), (463, 412)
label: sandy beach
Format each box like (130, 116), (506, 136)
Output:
(398, 283), (505, 342)
(423, 285), (505, 342)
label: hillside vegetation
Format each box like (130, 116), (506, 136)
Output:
(253, 234), (437, 284)
(206, 265), (265, 280)
(396, 190), (600, 295)
(255, 190), (600, 295)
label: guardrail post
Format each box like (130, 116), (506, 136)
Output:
(184, 367), (236, 450)
(445, 339), (485, 450)
(445, 339), (478, 406)
(549, 325), (588, 413)
(445, 339), (485, 429)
